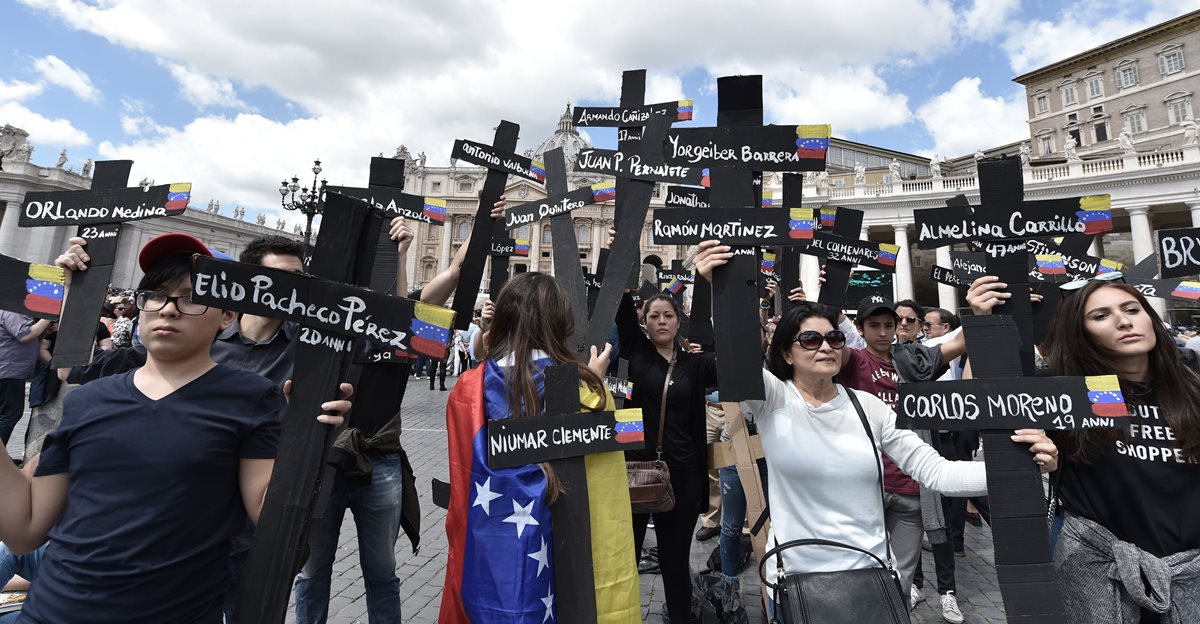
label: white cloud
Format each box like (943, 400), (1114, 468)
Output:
(16, 0), (962, 222)
(915, 77), (1028, 157)
(31, 55), (102, 103)
(159, 61), (252, 111)
(961, 0), (1020, 40)
(0, 79), (44, 102)
(0, 101), (91, 147)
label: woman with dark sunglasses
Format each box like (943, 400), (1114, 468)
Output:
(969, 275), (1200, 623)
(693, 242), (1057, 608)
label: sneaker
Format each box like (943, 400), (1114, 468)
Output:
(910, 585), (925, 610)
(940, 591), (964, 624)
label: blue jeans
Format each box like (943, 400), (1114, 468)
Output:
(719, 461), (768, 579)
(0, 541), (44, 624)
(294, 452), (404, 624)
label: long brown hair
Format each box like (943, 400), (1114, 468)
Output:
(486, 272), (607, 502)
(1043, 281), (1200, 463)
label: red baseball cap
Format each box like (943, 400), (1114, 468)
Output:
(138, 233), (213, 272)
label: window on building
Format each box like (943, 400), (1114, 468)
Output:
(423, 263), (435, 282)
(1035, 95), (1049, 114)
(515, 224), (530, 240)
(1092, 105), (1104, 115)
(458, 179), (473, 192)
(431, 181), (442, 193)
(455, 219), (470, 241)
(1039, 134), (1055, 155)
(1069, 128), (1082, 145)
(1159, 48), (1185, 75)
(1094, 122), (1109, 143)
(1062, 83), (1078, 106)
(1124, 110), (1146, 134)
(1116, 63), (1139, 88)
(542, 224), (552, 244)
(425, 223), (437, 241)
(577, 222), (590, 242)
(651, 184), (661, 198)
(1087, 77), (1104, 99)
(1166, 95), (1193, 124)
(1067, 112), (1078, 122)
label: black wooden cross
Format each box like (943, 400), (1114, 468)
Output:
(449, 121), (533, 322)
(485, 363), (645, 623)
(904, 156), (1121, 621)
(19, 160), (191, 367)
(190, 190), (456, 623)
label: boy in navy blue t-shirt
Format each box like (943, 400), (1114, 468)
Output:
(0, 234), (351, 623)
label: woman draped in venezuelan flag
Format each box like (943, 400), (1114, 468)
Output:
(440, 273), (640, 624)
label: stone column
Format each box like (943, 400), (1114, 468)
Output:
(801, 254), (820, 300)
(590, 217), (603, 272)
(529, 224), (542, 273)
(1127, 205), (1166, 316)
(1189, 201), (1200, 228)
(1088, 235), (1105, 259)
(439, 220), (453, 272)
(892, 223), (914, 301)
(0, 200), (23, 259)
(935, 246), (957, 311)
(860, 225), (870, 242)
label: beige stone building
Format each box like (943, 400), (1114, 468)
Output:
(1016, 9), (1200, 161)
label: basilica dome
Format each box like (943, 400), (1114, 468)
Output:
(532, 102), (592, 165)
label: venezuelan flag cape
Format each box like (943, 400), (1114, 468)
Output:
(440, 359), (639, 624)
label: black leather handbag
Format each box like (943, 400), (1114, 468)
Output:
(758, 386), (911, 624)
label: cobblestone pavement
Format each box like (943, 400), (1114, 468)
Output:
(4, 377), (1009, 623)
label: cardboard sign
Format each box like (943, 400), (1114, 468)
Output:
(604, 375), (634, 404)
(190, 256), (456, 359)
(1132, 278), (1200, 301)
(805, 231), (899, 272)
(490, 237), (530, 257)
(325, 185), (447, 225)
(450, 139), (545, 183)
(503, 182), (615, 229)
(1157, 226), (1200, 278)
(486, 408), (645, 468)
(0, 254), (65, 319)
(650, 207), (791, 245)
(845, 270), (893, 303)
(951, 251), (989, 284)
(914, 195), (1113, 249)
(664, 185), (709, 209)
(662, 124), (831, 171)
(574, 146), (708, 186)
(1025, 238), (1123, 280)
(897, 374), (1129, 431)
(969, 239), (1031, 259)
(930, 265), (968, 290)
(19, 183), (191, 227)
(572, 99), (693, 127)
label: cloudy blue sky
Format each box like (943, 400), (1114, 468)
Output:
(2, 0), (1198, 228)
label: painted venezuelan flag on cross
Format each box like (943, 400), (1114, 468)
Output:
(795, 125), (832, 160)
(761, 191), (781, 208)
(423, 198), (448, 222)
(878, 244), (900, 267)
(440, 361), (640, 624)
(613, 409), (644, 444)
(514, 239), (530, 256)
(700, 168), (711, 188)
(1085, 375), (1128, 417)
(789, 208), (815, 240)
(666, 278), (686, 294)
(1172, 281), (1200, 300)
(676, 100), (694, 121)
(165, 183), (192, 210)
(1075, 195), (1113, 235)
(1096, 259), (1123, 275)
(410, 302), (455, 359)
(1036, 254), (1067, 275)
(819, 207), (837, 228)
(760, 251), (776, 274)
(530, 160), (547, 183)
(24, 263), (65, 316)
(591, 181), (616, 203)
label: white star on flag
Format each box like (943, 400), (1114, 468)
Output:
(503, 499), (540, 538)
(528, 537), (549, 577)
(472, 477), (503, 516)
(541, 585), (555, 623)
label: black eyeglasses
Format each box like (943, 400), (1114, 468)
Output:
(1060, 271), (1124, 294)
(793, 330), (847, 350)
(898, 316), (920, 325)
(134, 290), (210, 316)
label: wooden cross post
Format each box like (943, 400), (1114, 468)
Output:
(193, 191), (456, 623)
(449, 121), (534, 319)
(908, 155), (1119, 621)
(18, 160), (191, 367)
(486, 363), (645, 623)
(898, 316), (1130, 622)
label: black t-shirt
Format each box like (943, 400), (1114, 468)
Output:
(22, 365), (283, 624)
(1056, 385), (1200, 557)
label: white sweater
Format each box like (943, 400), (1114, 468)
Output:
(742, 368), (986, 582)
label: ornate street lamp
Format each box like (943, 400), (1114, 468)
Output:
(279, 159), (327, 247)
